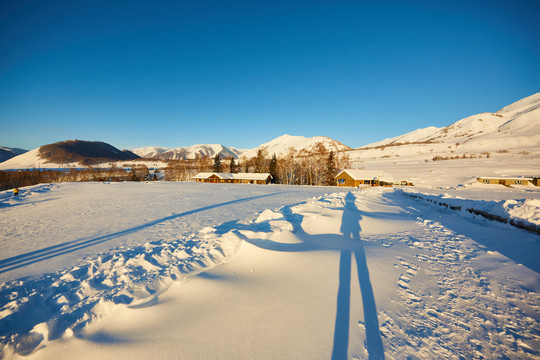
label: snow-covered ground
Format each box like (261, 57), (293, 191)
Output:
(1, 182), (539, 359)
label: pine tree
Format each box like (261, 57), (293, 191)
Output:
(325, 151), (336, 186)
(213, 154), (222, 173)
(269, 153), (278, 183)
(229, 157), (238, 173)
(254, 149), (267, 173)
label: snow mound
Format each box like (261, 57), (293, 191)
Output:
(0, 226), (243, 357)
(255, 209), (284, 223)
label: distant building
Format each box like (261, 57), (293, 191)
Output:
(193, 172), (272, 185)
(477, 176), (539, 186)
(335, 169), (411, 187)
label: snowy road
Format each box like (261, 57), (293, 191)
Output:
(1, 183), (539, 359)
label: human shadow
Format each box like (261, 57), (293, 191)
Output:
(238, 191), (385, 359)
(0, 192), (286, 274)
(332, 192), (385, 360)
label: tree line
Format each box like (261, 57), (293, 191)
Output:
(1, 143), (351, 190)
(0, 165), (156, 191)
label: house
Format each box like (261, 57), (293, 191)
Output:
(335, 169), (399, 187)
(476, 176), (538, 186)
(193, 172), (272, 184)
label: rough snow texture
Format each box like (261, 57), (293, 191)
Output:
(0, 223), (242, 357)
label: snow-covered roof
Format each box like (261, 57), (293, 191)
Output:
(193, 172), (272, 181)
(477, 176), (535, 181)
(335, 169), (393, 181)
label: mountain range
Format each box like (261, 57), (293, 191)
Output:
(1, 92), (539, 171)
(131, 144), (243, 160)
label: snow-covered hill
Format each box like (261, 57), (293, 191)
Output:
(241, 134), (350, 159)
(344, 93), (540, 187)
(0, 148), (69, 169)
(130, 146), (169, 158)
(361, 92), (540, 150)
(0, 147), (27, 163)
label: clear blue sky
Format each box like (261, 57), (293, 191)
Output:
(1, 0), (539, 151)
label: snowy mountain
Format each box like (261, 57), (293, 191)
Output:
(132, 144), (244, 160)
(344, 93), (540, 188)
(160, 144), (243, 160)
(131, 144), (242, 160)
(0, 146), (27, 162)
(241, 134), (351, 159)
(130, 146), (169, 159)
(361, 92), (540, 151)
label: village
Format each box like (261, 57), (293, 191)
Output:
(192, 169), (540, 188)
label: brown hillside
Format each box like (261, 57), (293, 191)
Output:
(39, 140), (140, 165)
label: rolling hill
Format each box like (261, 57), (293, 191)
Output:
(0, 147), (27, 162)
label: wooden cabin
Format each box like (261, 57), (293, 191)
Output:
(193, 172), (272, 184)
(335, 169), (396, 187)
(477, 176), (537, 186)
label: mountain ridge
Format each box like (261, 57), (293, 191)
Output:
(1, 92), (539, 170)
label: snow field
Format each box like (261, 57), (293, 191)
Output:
(1, 183), (539, 359)
(0, 221), (242, 357)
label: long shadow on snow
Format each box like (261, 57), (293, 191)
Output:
(237, 192), (385, 360)
(0, 197), (58, 209)
(383, 191), (540, 274)
(0, 192), (287, 275)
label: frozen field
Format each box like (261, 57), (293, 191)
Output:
(1, 182), (539, 359)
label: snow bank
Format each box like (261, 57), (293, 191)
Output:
(400, 189), (540, 233)
(0, 225), (242, 357)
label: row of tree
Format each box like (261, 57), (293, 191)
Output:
(0, 165), (156, 191)
(1, 143), (351, 190)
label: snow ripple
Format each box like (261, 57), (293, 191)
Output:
(0, 227), (242, 358)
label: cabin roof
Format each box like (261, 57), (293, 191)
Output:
(193, 172), (272, 181)
(335, 169), (393, 181)
(477, 176), (534, 181)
